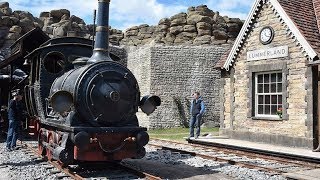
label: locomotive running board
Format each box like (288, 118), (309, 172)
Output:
(41, 120), (147, 133)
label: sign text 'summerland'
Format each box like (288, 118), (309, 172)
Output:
(247, 46), (288, 61)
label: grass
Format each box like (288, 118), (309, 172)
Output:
(147, 127), (219, 142)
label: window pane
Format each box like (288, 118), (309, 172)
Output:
(277, 83), (282, 92)
(271, 73), (276, 82)
(277, 73), (282, 82)
(258, 105), (263, 114)
(264, 84), (270, 93)
(271, 105), (277, 115)
(278, 95), (282, 104)
(258, 84), (263, 93)
(258, 74), (263, 83)
(265, 105), (270, 114)
(271, 95), (277, 104)
(258, 95), (263, 104)
(264, 74), (270, 83)
(271, 83), (276, 93)
(265, 95), (270, 104)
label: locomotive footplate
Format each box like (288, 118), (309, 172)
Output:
(71, 127), (148, 133)
(42, 120), (147, 133)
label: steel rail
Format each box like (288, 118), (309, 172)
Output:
(149, 138), (319, 174)
(18, 140), (84, 180)
(18, 139), (162, 180)
(151, 138), (320, 168)
(187, 139), (320, 165)
(149, 141), (286, 174)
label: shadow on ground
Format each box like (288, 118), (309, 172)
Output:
(123, 150), (233, 179)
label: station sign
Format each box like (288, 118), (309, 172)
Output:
(247, 46), (288, 61)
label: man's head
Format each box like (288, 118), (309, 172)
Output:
(193, 91), (200, 99)
(11, 89), (23, 101)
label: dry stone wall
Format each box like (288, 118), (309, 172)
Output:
(0, 2), (242, 50)
(127, 45), (230, 128)
(121, 5), (243, 46)
(126, 46), (152, 127)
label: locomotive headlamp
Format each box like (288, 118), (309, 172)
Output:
(50, 91), (74, 114)
(139, 95), (161, 115)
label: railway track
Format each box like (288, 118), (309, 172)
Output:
(149, 138), (320, 176)
(189, 139), (320, 164)
(18, 140), (161, 180)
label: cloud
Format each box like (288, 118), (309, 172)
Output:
(206, 0), (254, 18)
(110, 0), (187, 30)
(6, 0), (187, 30)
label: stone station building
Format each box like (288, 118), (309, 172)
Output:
(216, 0), (320, 150)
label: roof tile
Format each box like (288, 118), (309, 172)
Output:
(279, 0), (320, 54)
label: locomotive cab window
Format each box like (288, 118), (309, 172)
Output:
(255, 72), (283, 118)
(43, 52), (66, 74)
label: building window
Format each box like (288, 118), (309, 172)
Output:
(255, 72), (282, 117)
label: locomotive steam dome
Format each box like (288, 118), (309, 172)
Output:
(50, 61), (139, 125)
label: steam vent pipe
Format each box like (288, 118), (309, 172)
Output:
(87, 0), (112, 64)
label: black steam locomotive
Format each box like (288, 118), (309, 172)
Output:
(0, 0), (160, 164)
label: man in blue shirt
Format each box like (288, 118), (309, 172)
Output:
(189, 91), (205, 139)
(6, 89), (23, 151)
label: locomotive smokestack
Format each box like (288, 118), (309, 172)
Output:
(87, 0), (112, 64)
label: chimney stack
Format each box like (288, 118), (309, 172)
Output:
(87, 0), (112, 64)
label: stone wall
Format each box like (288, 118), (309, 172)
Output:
(127, 45), (230, 129)
(121, 5), (243, 46)
(220, 3), (312, 147)
(221, 77), (231, 129)
(126, 46), (152, 128)
(0, 2), (242, 50)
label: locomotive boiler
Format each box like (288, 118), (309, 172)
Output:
(0, 0), (160, 165)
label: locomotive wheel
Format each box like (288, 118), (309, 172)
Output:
(35, 120), (41, 137)
(46, 134), (54, 161)
(38, 130), (46, 156)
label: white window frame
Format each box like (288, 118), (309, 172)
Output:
(255, 71), (283, 118)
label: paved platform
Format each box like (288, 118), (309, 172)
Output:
(283, 169), (320, 180)
(187, 136), (320, 180)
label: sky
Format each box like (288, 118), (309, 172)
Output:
(6, 0), (255, 31)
